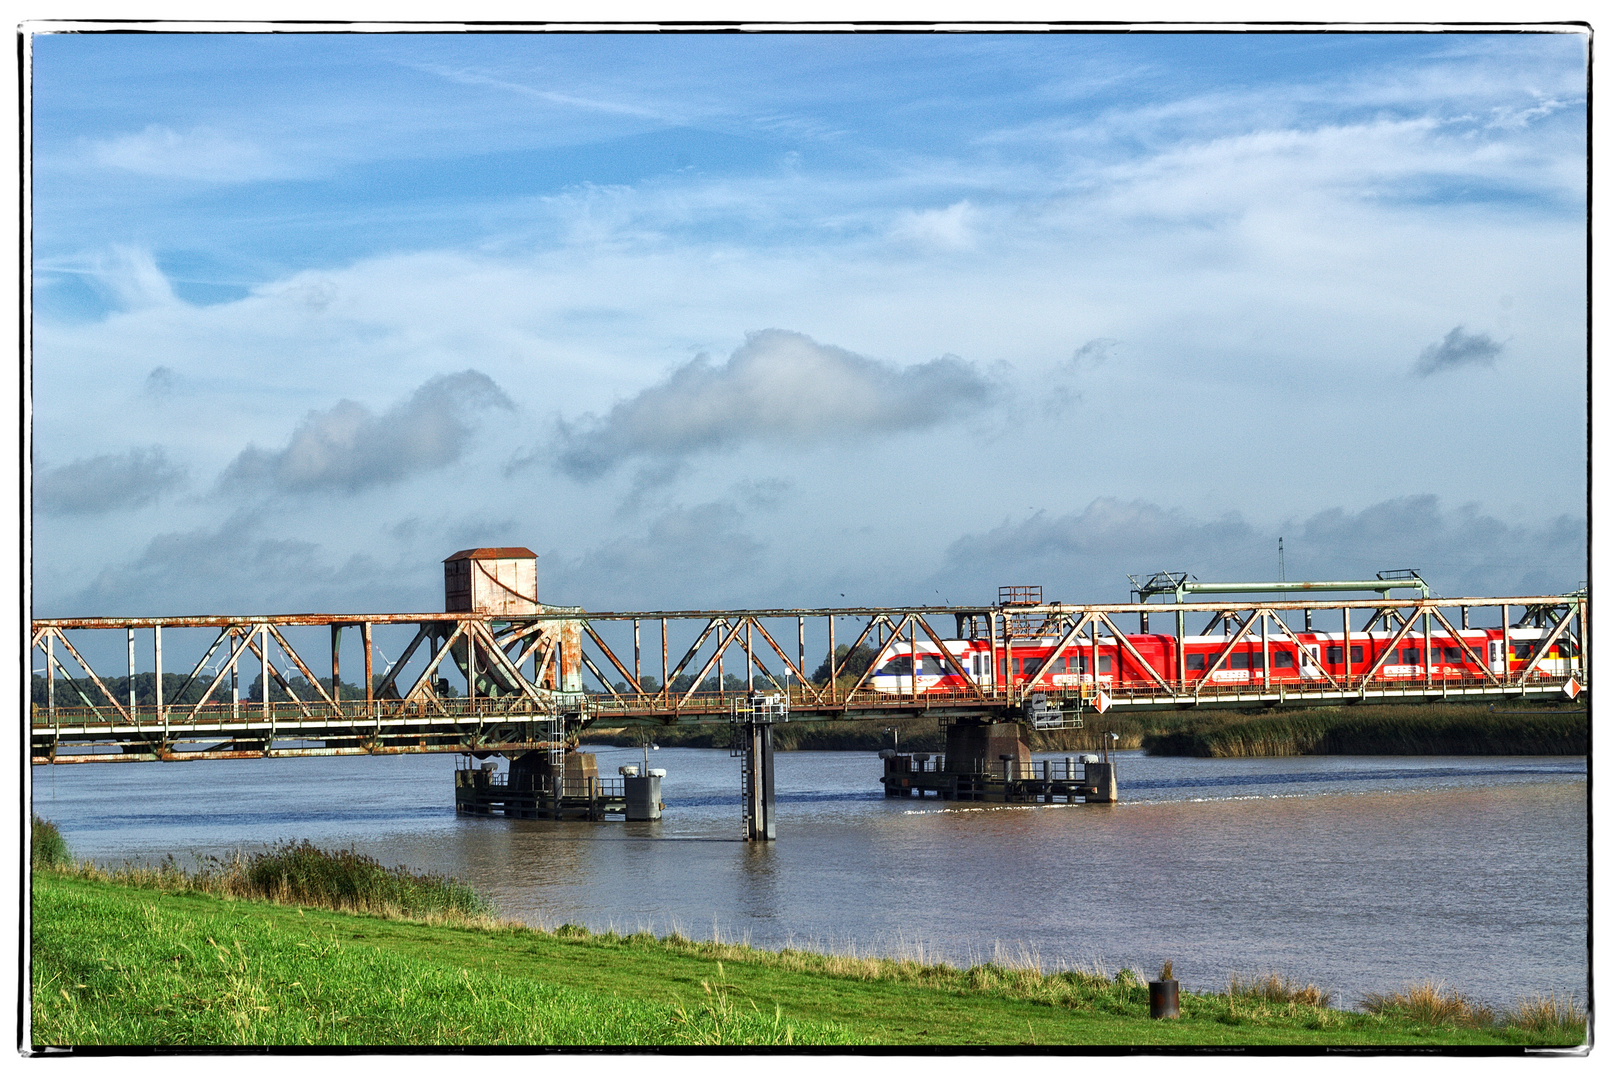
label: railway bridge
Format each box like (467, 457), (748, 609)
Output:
(30, 551), (1586, 837)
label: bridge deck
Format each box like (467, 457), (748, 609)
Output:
(31, 676), (1579, 764)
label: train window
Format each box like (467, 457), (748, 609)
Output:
(1400, 648), (1422, 665)
(918, 655), (947, 676)
(1186, 653), (1207, 671)
(999, 659), (1007, 679)
(1226, 653), (1249, 669)
(1351, 646), (1364, 663)
(1099, 656), (1112, 673)
(1512, 642), (1533, 660)
(1327, 646), (1344, 664)
(1022, 657), (1043, 676)
(1273, 651), (1294, 668)
(878, 655), (912, 677)
(1445, 647), (1462, 663)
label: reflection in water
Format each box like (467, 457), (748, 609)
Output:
(31, 748), (1586, 1008)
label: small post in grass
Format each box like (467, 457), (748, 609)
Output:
(1150, 960), (1181, 1019)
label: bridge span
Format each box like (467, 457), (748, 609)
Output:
(30, 587), (1585, 767)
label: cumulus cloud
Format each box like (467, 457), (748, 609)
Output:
(1413, 325), (1505, 377)
(219, 371), (513, 495)
(34, 447), (187, 516)
(890, 200), (976, 250)
(88, 125), (294, 183)
(934, 495), (1584, 603)
(547, 330), (995, 480)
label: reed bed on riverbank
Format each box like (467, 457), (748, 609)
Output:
(1141, 704), (1587, 757)
(593, 702), (1584, 757)
(56, 840), (498, 923)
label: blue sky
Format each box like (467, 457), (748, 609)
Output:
(28, 28), (1589, 618)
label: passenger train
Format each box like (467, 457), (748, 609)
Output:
(863, 623), (1579, 695)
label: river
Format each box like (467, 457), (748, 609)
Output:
(30, 747), (1588, 1011)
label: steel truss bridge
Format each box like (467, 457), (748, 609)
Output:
(30, 592), (1586, 765)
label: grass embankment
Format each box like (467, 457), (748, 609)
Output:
(593, 703), (1587, 757)
(29, 831), (1586, 1049)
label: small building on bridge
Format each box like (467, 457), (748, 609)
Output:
(444, 547), (540, 616)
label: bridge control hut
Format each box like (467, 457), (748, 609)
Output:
(444, 547), (541, 616)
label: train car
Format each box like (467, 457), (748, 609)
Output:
(863, 622), (1579, 695)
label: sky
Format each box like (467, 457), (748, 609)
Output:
(27, 27), (1590, 620)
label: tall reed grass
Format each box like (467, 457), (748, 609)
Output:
(1360, 980), (1587, 1035)
(55, 840), (496, 922)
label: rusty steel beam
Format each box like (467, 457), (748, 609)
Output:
(1356, 606), (1428, 692)
(581, 622), (641, 697)
(843, 615), (913, 704)
(1426, 607), (1503, 687)
(913, 614), (989, 701)
(679, 618), (748, 707)
(1513, 604), (1578, 688)
(1192, 610), (1264, 694)
(45, 629), (132, 724)
(747, 618), (823, 704)
(240, 633), (314, 718)
(1261, 610), (1347, 694)
(1094, 611), (1176, 696)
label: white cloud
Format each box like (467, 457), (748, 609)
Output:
(92, 245), (176, 310)
(219, 371), (513, 495)
(890, 200), (976, 251)
(543, 330), (996, 480)
(87, 124), (296, 183)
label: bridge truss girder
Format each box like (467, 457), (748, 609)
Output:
(30, 592), (1585, 765)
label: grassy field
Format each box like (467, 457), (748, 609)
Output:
(591, 702), (1587, 757)
(30, 863), (1587, 1049)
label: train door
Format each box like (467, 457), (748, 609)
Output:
(1301, 644), (1323, 679)
(1489, 639), (1505, 676)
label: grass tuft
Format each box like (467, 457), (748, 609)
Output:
(1503, 993), (1587, 1034)
(32, 815), (71, 870)
(1360, 980), (1494, 1028)
(1230, 972), (1332, 1008)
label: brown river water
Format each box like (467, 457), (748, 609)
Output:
(31, 748), (1587, 1010)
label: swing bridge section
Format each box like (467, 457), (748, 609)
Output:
(30, 586), (1588, 767)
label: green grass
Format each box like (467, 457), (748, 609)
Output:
(30, 869), (1587, 1049)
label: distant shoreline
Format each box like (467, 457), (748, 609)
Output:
(589, 703), (1587, 758)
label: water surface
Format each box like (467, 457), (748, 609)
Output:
(31, 747), (1587, 1009)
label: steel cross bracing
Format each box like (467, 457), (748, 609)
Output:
(30, 593), (1585, 765)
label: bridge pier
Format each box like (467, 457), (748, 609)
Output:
(738, 692), (784, 840)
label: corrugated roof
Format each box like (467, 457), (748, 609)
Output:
(444, 547), (537, 561)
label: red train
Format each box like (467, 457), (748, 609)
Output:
(865, 623), (1579, 694)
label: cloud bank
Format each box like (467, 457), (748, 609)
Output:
(549, 329), (995, 479)
(1413, 326), (1505, 377)
(34, 446), (187, 515)
(220, 371), (512, 495)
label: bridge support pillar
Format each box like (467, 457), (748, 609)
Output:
(743, 715), (775, 841)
